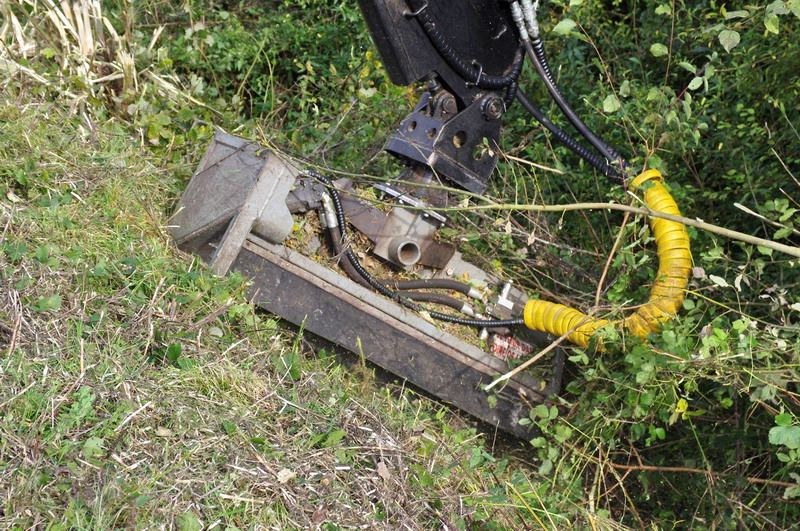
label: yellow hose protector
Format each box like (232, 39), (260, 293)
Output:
(523, 169), (691, 347)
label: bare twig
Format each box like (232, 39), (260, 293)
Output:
(595, 211), (630, 309)
(502, 153), (565, 174)
(432, 201), (800, 258)
(734, 202), (800, 236)
(485, 309), (598, 391)
(608, 462), (798, 489)
(114, 401), (153, 433)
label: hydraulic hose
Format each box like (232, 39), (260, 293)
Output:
(309, 170), (524, 329)
(522, 169), (691, 347)
(398, 291), (474, 315)
(504, 79), (520, 108)
(523, 40), (621, 168)
(411, 0), (524, 90)
(378, 278), (482, 299)
(511, 1), (626, 170)
(326, 225), (374, 290)
(516, 89), (622, 183)
(527, 36), (624, 168)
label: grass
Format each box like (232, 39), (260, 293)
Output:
(0, 97), (576, 529)
(2, 0), (799, 528)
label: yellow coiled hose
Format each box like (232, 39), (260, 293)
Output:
(523, 169), (692, 347)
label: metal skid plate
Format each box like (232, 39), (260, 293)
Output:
(235, 237), (555, 439)
(172, 133), (563, 439)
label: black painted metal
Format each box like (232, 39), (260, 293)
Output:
(234, 238), (550, 439)
(355, 0), (519, 104)
(385, 92), (502, 193)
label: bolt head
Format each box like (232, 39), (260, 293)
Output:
(441, 95), (457, 115)
(483, 96), (505, 121)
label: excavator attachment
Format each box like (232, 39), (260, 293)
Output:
(171, 132), (564, 439)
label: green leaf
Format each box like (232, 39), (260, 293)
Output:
(776, 413), (793, 427)
(532, 404), (549, 419)
(35, 245), (51, 263)
(552, 19), (577, 36)
(650, 43), (669, 57)
(221, 420), (237, 435)
(469, 448), (484, 468)
(718, 30), (740, 52)
(767, 0), (791, 16)
(774, 227), (792, 239)
(82, 437), (105, 459)
(769, 425), (800, 449)
(3, 242), (27, 261)
(34, 294), (62, 312)
(688, 77), (703, 90)
(177, 511), (203, 531)
(655, 3), (671, 15)
(323, 429), (346, 447)
(133, 494), (153, 507)
(678, 61), (697, 74)
(778, 208), (797, 221)
(531, 436), (547, 448)
(554, 425), (573, 443)
(725, 10), (750, 19)
(785, 484), (800, 500)
(176, 357), (195, 370)
(166, 342), (182, 363)
(281, 350), (301, 380)
(646, 87), (662, 102)
(603, 94), (621, 113)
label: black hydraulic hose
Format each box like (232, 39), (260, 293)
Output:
(503, 50), (526, 107)
(308, 170), (524, 328)
(524, 38), (626, 171)
(529, 36), (624, 167)
(516, 89), (623, 184)
(326, 225), (374, 290)
(378, 278), (476, 296)
(398, 291), (468, 312)
(504, 79), (519, 108)
(528, 36), (556, 88)
(412, 1), (524, 90)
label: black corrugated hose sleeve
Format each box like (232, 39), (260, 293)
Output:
(503, 48), (525, 107)
(504, 80), (519, 108)
(524, 38), (626, 171)
(412, 1), (524, 90)
(529, 36), (625, 167)
(529, 37), (555, 89)
(516, 89), (623, 184)
(326, 225), (374, 290)
(308, 170), (524, 328)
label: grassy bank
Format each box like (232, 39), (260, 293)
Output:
(2, 0), (800, 528)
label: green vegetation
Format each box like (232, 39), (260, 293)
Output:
(1, 0), (799, 528)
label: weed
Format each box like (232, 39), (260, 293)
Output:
(2, 0), (799, 527)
